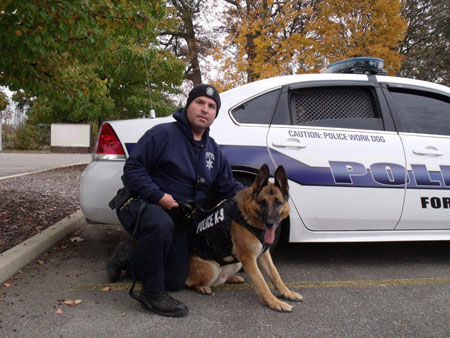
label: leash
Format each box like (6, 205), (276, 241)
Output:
(129, 279), (146, 305)
(131, 200), (148, 239)
(128, 198), (237, 298)
(176, 199), (227, 214)
(127, 200), (147, 301)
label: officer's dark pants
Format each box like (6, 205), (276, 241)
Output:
(117, 200), (189, 293)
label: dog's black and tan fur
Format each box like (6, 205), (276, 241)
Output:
(186, 164), (302, 312)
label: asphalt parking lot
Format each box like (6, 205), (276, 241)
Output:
(0, 153), (91, 178)
(2, 221), (450, 338)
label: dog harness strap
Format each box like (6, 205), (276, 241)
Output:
(234, 207), (271, 256)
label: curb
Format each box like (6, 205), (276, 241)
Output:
(0, 209), (86, 284)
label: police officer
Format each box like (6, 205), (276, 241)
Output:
(106, 84), (243, 317)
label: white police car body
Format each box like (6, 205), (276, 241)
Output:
(80, 58), (450, 243)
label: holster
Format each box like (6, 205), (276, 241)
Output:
(109, 187), (135, 210)
(109, 175), (137, 210)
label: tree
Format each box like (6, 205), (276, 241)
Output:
(0, 0), (185, 125)
(0, 90), (7, 112)
(399, 0), (449, 86)
(160, 0), (226, 87)
(308, 0), (407, 74)
(213, 0), (318, 91)
(160, 1), (204, 86)
(214, 0), (407, 90)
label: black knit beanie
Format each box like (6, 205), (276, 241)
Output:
(186, 84), (221, 117)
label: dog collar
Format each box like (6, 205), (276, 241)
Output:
(231, 198), (272, 256)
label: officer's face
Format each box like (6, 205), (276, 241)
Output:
(186, 96), (217, 136)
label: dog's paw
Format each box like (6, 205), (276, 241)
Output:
(226, 275), (245, 284)
(268, 299), (293, 312)
(193, 285), (213, 295)
(281, 291), (303, 302)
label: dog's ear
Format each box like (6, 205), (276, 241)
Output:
(252, 164), (270, 195)
(274, 165), (289, 200)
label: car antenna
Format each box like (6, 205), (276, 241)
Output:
(141, 30), (156, 119)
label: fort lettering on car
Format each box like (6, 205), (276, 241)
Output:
(421, 197), (450, 209)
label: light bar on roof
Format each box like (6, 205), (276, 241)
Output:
(320, 57), (387, 75)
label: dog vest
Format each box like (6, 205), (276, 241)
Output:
(188, 198), (271, 266)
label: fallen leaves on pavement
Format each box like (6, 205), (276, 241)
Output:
(63, 299), (83, 307)
(69, 236), (85, 243)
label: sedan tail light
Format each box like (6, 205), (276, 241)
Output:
(93, 123), (126, 161)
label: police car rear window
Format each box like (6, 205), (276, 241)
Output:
(289, 86), (381, 129)
(231, 90), (280, 124)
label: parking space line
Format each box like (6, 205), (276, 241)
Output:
(72, 277), (450, 292)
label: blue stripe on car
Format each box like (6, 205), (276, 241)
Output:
(221, 145), (383, 188)
(221, 145), (450, 190)
(125, 143), (450, 190)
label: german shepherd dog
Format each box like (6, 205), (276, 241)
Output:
(186, 164), (303, 312)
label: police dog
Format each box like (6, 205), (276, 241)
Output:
(186, 164), (303, 312)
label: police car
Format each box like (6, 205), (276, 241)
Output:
(80, 57), (450, 244)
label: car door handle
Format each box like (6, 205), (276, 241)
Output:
(272, 140), (307, 149)
(412, 147), (443, 156)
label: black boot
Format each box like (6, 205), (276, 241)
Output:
(138, 290), (188, 317)
(106, 241), (131, 282)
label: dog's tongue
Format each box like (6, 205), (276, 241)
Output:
(264, 227), (276, 244)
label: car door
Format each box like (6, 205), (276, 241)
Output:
(383, 84), (450, 230)
(266, 80), (406, 231)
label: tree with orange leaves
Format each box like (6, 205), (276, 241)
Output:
(212, 0), (318, 91)
(213, 0), (406, 90)
(308, 0), (407, 74)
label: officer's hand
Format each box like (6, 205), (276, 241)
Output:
(158, 193), (179, 210)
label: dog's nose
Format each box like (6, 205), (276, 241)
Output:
(265, 220), (275, 228)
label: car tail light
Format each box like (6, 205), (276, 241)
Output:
(93, 123), (126, 161)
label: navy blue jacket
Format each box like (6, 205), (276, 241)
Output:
(123, 108), (243, 204)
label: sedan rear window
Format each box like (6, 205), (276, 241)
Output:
(289, 86), (383, 130)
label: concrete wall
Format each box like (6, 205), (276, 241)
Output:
(50, 123), (91, 153)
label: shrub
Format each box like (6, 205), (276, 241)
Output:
(14, 124), (47, 150)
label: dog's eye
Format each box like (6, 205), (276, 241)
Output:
(274, 198), (282, 206)
(258, 200), (267, 208)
